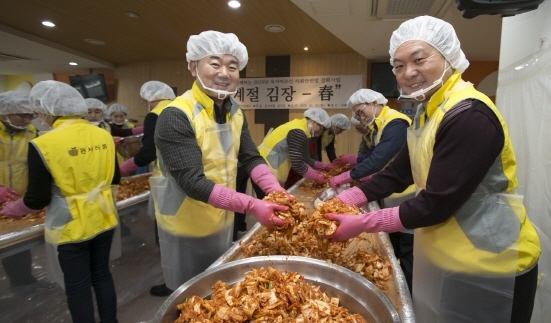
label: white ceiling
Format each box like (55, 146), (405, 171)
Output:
(0, 0), (503, 76)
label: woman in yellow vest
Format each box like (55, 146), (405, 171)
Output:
(119, 81), (175, 177)
(84, 98), (143, 138)
(108, 103), (135, 129)
(312, 113), (350, 162)
(1, 81), (121, 323)
(152, 31), (289, 294)
(0, 91), (48, 292)
(256, 107), (332, 196)
(323, 16), (540, 323)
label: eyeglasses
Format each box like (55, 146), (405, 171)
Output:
(354, 104), (368, 119)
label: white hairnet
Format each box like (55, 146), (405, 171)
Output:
(347, 89), (388, 108)
(330, 113), (350, 130)
(108, 103), (128, 116)
(140, 81), (176, 102)
(30, 81), (88, 116)
(304, 108), (331, 129)
(84, 98), (107, 113)
(389, 16), (469, 74)
(350, 115), (361, 126)
(0, 91), (33, 115)
(186, 30), (248, 71)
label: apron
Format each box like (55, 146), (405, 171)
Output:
(33, 118), (119, 289)
(407, 74), (522, 322)
(0, 124), (36, 194)
(149, 86), (240, 289)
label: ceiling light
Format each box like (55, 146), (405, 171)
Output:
(304, 47), (309, 51)
(69, 62), (78, 66)
(228, 1), (241, 8)
(85, 39), (105, 45)
(124, 11), (139, 18)
(42, 21), (55, 27)
(265, 25), (285, 33)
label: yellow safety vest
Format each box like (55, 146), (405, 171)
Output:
(32, 117), (118, 244)
(0, 122), (37, 194)
(258, 118), (311, 183)
(371, 106), (411, 146)
(320, 130), (334, 151)
(153, 83), (242, 237)
(408, 72), (540, 274)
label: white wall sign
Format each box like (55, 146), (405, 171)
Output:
(233, 75), (363, 109)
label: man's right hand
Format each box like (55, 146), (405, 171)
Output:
(0, 186), (21, 202)
(247, 199), (289, 228)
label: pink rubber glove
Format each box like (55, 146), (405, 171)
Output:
(313, 161), (334, 171)
(0, 198), (40, 219)
(131, 126), (144, 135)
(250, 164), (285, 194)
(333, 154), (358, 166)
(323, 207), (405, 242)
(113, 137), (121, 149)
(335, 186), (367, 206)
(302, 165), (327, 184)
(120, 157), (139, 176)
(0, 185), (21, 202)
(329, 170), (353, 190)
(208, 184), (289, 229)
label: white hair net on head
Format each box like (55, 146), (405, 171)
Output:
(30, 81), (87, 116)
(304, 108), (331, 129)
(108, 103), (128, 116)
(330, 113), (350, 130)
(186, 30), (248, 71)
(389, 15), (469, 74)
(84, 98), (107, 113)
(347, 89), (388, 108)
(0, 91), (33, 115)
(140, 81), (176, 102)
(350, 115), (361, 126)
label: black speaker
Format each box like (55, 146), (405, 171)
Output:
(456, 0), (545, 18)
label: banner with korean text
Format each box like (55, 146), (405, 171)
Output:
(233, 75), (363, 109)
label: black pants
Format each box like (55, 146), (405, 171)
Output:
(388, 231), (413, 295)
(233, 167), (250, 241)
(251, 181), (266, 201)
(511, 264), (538, 323)
(57, 229), (117, 323)
(1, 250), (37, 287)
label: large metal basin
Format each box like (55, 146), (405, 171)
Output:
(153, 256), (400, 323)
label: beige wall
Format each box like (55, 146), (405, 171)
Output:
(114, 53), (364, 162)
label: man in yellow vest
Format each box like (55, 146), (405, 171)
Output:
(330, 89), (411, 189)
(1, 81), (120, 323)
(0, 91), (52, 293)
(119, 81), (175, 176)
(151, 31), (289, 295)
(324, 16), (540, 323)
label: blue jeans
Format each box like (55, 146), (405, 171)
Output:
(57, 229), (117, 323)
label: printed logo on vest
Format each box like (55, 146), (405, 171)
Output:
(68, 147), (78, 156)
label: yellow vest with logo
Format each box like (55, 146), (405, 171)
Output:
(0, 123), (37, 194)
(155, 84), (242, 237)
(258, 118), (311, 183)
(32, 117), (118, 244)
(409, 72), (540, 274)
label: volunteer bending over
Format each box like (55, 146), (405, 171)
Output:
(153, 31), (289, 291)
(255, 107), (331, 196)
(323, 16), (540, 323)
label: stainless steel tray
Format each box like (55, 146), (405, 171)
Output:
(210, 178), (415, 323)
(154, 256), (400, 323)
